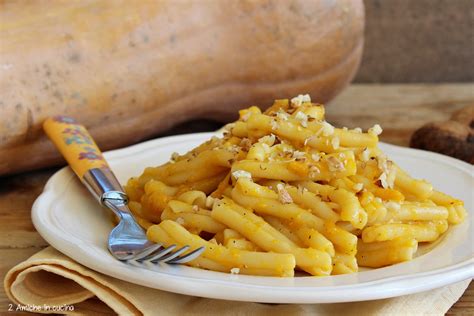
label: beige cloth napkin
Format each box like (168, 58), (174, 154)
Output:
(4, 247), (470, 316)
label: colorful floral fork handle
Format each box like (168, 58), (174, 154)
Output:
(43, 116), (109, 178)
(43, 115), (125, 204)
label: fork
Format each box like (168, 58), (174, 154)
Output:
(43, 116), (204, 264)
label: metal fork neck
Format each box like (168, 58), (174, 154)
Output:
(82, 167), (128, 206)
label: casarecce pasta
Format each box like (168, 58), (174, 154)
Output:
(124, 95), (467, 277)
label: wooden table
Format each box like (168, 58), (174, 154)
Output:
(1, 84), (472, 314)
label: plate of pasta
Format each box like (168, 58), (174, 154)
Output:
(32, 96), (473, 303)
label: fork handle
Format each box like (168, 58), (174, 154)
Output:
(43, 116), (109, 177)
(43, 116), (127, 205)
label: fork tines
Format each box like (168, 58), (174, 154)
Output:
(127, 244), (205, 264)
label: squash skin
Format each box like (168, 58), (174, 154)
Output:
(0, 0), (364, 175)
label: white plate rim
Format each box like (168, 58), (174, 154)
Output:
(32, 132), (474, 303)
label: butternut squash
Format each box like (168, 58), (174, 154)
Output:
(0, 0), (364, 175)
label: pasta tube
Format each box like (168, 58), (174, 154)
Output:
(150, 220), (296, 276)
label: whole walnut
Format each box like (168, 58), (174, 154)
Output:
(410, 105), (474, 164)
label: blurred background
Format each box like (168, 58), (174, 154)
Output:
(169, 0), (473, 135)
(358, 0), (473, 83)
(1, 0), (473, 174)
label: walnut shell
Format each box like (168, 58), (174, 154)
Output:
(410, 105), (474, 164)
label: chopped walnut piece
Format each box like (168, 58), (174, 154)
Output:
(232, 170), (252, 180)
(239, 138), (252, 150)
(276, 110), (289, 121)
(170, 152), (180, 162)
(321, 121), (335, 136)
(224, 123), (235, 131)
(282, 147), (293, 158)
(271, 119), (279, 130)
(258, 134), (276, 146)
(228, 144), (241, 154)
(205, 196), (216, 208)
(360, 148), (370, 162)
(230, 267), (240, 274)
(368, 124), (383, 136)
(378, 172), (389, 188)
(295, 111), (308, 127)
(304, 135), (317, 146)
(377, 155), (387, 170)
(327, 156), (345, 172)
(311, 153), (321, 162)
(277, 183), (293, 204)
(386, 168), (396, 189)
(353, 183), (364, 192)
(309, 165), (321, 177)
(331, 137), (340, 149)
(377, 155), (395, 189)
(292, 151), (306, 160)
(297, 185), (308, 195)
(290, 94), (311, 107)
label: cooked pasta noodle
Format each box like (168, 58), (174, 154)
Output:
(125, 96), (467, 277)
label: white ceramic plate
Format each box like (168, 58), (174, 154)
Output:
(32, 132), (474, 303)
